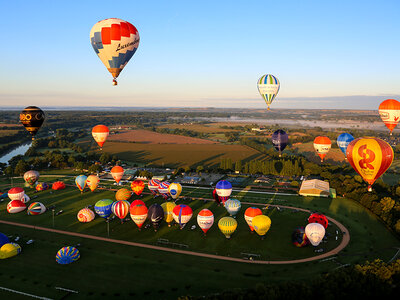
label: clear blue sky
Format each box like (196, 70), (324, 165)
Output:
(1, 0), (400, 109)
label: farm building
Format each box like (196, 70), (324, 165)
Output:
(299, 179), (330, 197)
(254, 176), (271, 183)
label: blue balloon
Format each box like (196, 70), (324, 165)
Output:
(94, 199), (113, 218)
(271, 129), (288, 155)
(215, 180), (232, 202)
(337, 133), (354, 157)
(0, 232), (10, 247)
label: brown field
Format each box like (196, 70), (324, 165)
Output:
(291, 142), (345, 164)
(108, 129), (218, 144)
(158, 123), (241, 133)
(0, 129), (20, 137)
(101, 142), (265, 168)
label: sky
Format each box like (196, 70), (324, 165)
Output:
(1, 0), (400, 109)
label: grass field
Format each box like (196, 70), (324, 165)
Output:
(0, 176), (399, 299)
(291, 142), (346, 164)
(0, 129), (20, 137)
(101, 142), (266, 168)
(157, 123), (241, 133)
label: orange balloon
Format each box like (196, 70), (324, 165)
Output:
(110, 166), (124, 184)
(313, 136), (331, 162)
(346, 137), (393, 191)
(92, 125), (109, 149)
(378, 99), (400, 135)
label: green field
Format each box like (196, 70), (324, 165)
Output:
(0, 176), (399, 299)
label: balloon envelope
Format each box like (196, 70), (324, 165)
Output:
(86, 175), (100, 192)
(0, 243), (21, 259)
(94, 199), (113, 218)
(27, 202), (46, 215)
(19, 106), (45, 139)
(224, 199), (241, 216)
(337, 133), (354, 157)
(215, 180), (232, 203)
(35, 182), (49, 191)
(7, 200), (26, 213)
(244, 207), (262, 231)
(115, 188), (132, 201)
(172, 204), (193, 228)
(158, 181), (170, 200)
(110, 166), (124, 184)
(168, 182), (182, 200)
(257, 74), (280, 110)
(197, 209), (214, 234)
(271, 130), (288, 155)
(131, 180), (145, 196)
(148, 179), (161, 195)
(379, 99), (400, 135)
(161, 201), (176, 225)
(130, 204), (148, 229)
(313, 136), (331, 162)
(114, 200), (130, 220)
(346, 137), (394, 191)
(218, 217), (237, 239)
(92, 125), (109, 149)
(52, 181), (66, 190)
(212, 188), (221, 204)
(292, 227), (310, 247)
(308, 213), (328, 229)
(23, 170), (39, 186)
(8, 187), (24, 201)
(252, 215), (271, 237)
(0, 233), (10, 247)
(148, 203), (164, 230)
(90, 18), (140, 84)
(56, 246), (80, 264)
(75, 175), (87, 192)
(305, 223), (325, 246)
(77, 208), (95, 222)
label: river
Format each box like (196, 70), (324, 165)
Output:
(0, 142), (32, 164)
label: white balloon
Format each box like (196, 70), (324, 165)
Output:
(305, 223), (325, 246)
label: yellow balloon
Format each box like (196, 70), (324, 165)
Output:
(161, 201), (176, 226)
(0, 243), (21, 259)
(218, 217), (237, 239)
(252, 215), (271, 236)
(86, 175), (100, 192)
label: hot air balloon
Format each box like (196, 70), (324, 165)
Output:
(19, 106), (45, 140)
(110, 166), (124, 185)
(77, 208), (95, 222)
(27, 202), (46, 215)
(346, 137), (394, 191)
(131, 199), (145, 207)
(92, 125), (109, 150)
(52, 181), (66, 190)
(252, 215), (271, 238)
(0, 233), (10, 247)
(8, 187), (24, 201)
(161, 201), (176, 227)
(94, 199), (113, 218)
(379, 99), (400, 135)
(305, 223), (325, 246)
(224, 199), (241, 216)
(147, 204), (164, 231)
(172, 204), (193, 229)
(292, 227), (310, 247)
(131, 180), (144, 196)
(197, 209), (214, 235)
(90, 18), (140, 85)
(337, 133), (354, 159)
(75, 175), (87, 193)
(244, 207), (262, 231)
(35, 182), (49, 191)
(218, 217), (237, 239)
(0, 243), (21, 259)
(313, 136), (331, 162)
(130, 204), (148, 229)
(148, 179), (161, 196)
(86, 175), (100, 192)
(271, 129), (288, 157)
(308, 213), (328, 229)
(56, 246), (80, 264)
(215, 180), (232, 204)
(7, 200), (26, 213)
(257, 74), (280, 111)
(114, 200), (130, 222)
(21, 193), (30, 204)
(158, 181), (170, 200)
(168, 182), (182, 200)
(115, 188), (132, 201)
(212, 188), (221, 205)
(23, 170), (39, 187)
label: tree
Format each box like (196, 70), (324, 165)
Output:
(196, 165), (204, 173)
(4, 166), (13, 177)
(14, 160), (28, 175)
(380, 197), (395, 214)
(99, 153), (111, 165)
(235, 160), (242, 172)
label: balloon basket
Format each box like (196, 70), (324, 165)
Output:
(367, 185), (372, 192)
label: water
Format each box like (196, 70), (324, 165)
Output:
(0, 142), (32, 164)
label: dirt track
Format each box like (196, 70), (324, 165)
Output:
(0, 202), (350, 264)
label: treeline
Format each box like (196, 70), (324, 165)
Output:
(182, 259), (400, 299)
(0, 130), (31, 157)
(151, 127), (209, 139)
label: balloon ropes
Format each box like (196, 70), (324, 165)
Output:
(19, 106), (45, 140)
(257, 74), (280, 111)
(90, 18), (140, 86)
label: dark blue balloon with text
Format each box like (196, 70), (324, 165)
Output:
(271, 129), (288, 156)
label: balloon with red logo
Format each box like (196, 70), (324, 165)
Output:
(346, 137), (393, 191)
(313, 136), (331, 162)
(308, 213), (328, 229)
(197, 209), (214, 235)
(130, 204), (148, 229)
(131, 180), (144, 196)
(379, 99), (400, 135)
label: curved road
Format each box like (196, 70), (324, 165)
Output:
(0, 203), (350, 265)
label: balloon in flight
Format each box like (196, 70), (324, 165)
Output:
(75, 175), (87, 193)
(257, 74), (280, 111)
(378, 99), (400, 135)
(271, 129), (288, 156)
(92, 125), (109, 149)
(115, 188), (132, 201)
(86, 175), (100, 192)
(158, 181), (170, 200)
(114, 200), (130, 221)
(313, 136), (331, 162)
(337, 133), (354, 159)
(110, 166), (124, 184)
(346, 137), (393, 191)
(19, 106), (45, 140)
(90, 18), (140, 85)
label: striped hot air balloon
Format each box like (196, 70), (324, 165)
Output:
(148, 179), (161, 196)
(158, 181), (170, 200)
(244, 207), (262, 231)
(215, 180), (232, 204)
(379, 99), (400, 135)
(56, 246), (80, 264)
(27, 202), (46, 215)
(131, 180), (144, 196)
(114, 200), (130, 221)
(218, 217), (237, 239)
(75, 175), (87, 193)
(86, 175), (100, 192)
(224, 199), (241, 216)
(94, 199), (113, 218)
(130, 204), (148, 229)
(257, 74), (280, 111)
(115, 188), (132, 201)
(172, 204), (193, 229)
(110, 166), (124, 185)
(77, 208), (95, 222)
(90, 18), (140, 85)
(161, 201), (176, 227)
(313, 136), (331, 162)
(7, 200), (26, 213)
(8, 187), (24, 201)
(197, 209), (214, 235)
(92, 125), (109, 149)
(346, 137), (394, 191)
